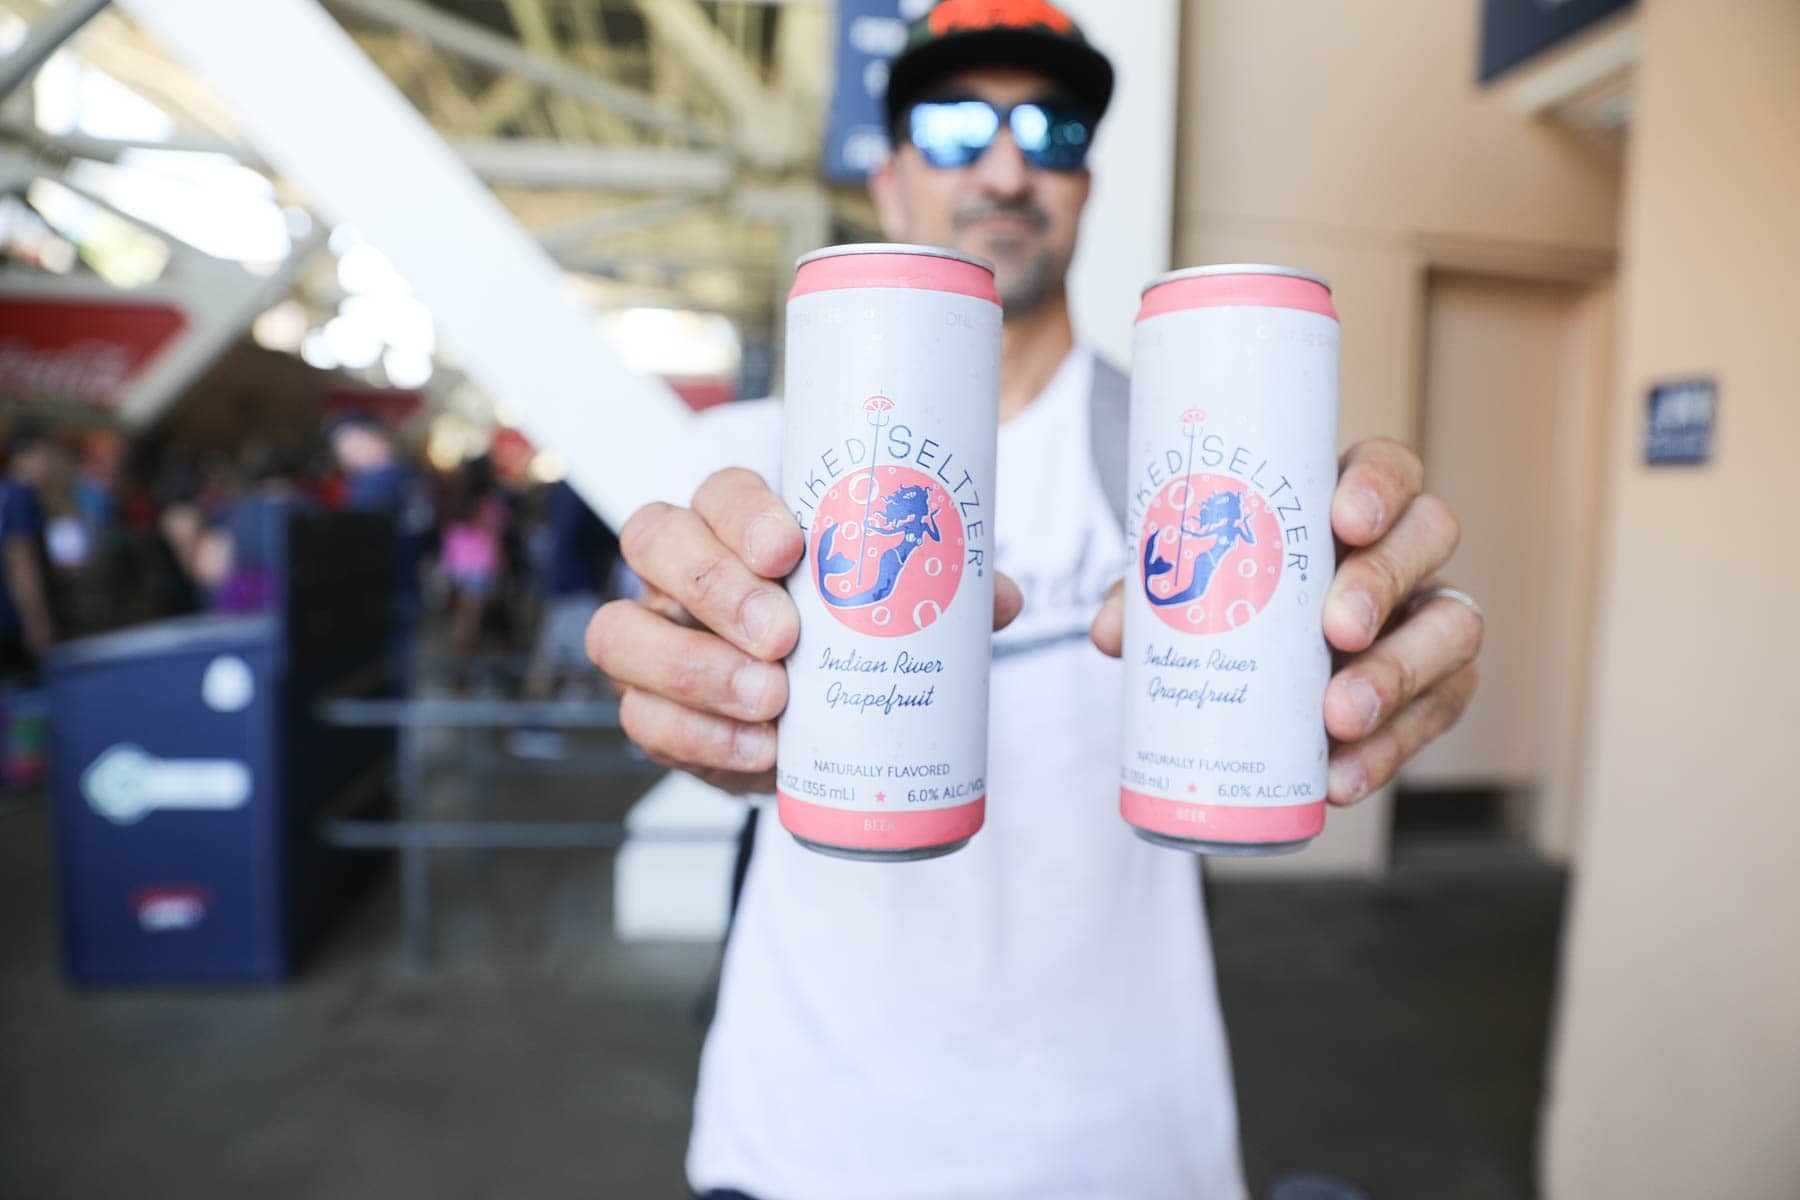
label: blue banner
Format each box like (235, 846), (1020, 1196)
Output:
(823, 0), (934, 182)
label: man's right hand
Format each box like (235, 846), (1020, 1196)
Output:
(588, 467), (1023, 796)
(587, 468), (803, 795)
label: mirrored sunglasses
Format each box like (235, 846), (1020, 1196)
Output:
(906, 99), (1095, 172)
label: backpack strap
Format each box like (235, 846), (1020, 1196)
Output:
(1088, 353), (1131, 529)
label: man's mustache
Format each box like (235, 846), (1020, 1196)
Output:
(952, 199), (1049, 233)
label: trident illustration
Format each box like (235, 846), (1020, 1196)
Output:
(1170, 407), (1207, 583)
(857, 393), (895, 586)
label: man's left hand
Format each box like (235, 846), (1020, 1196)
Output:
(1089, 437), (1482, 806)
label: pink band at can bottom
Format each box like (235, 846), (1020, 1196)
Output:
(778, 792), (985, 852)
(1119, 788), (1326, 845)
(1137, 273), (1337, 323)
(789, 253), (1000, 306)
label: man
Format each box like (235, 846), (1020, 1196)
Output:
(526, 479), (622, 700)
(168, 445), (315, 614)
(0, 422), (60, 676)
(588, 3), (1482, 1196)
(328, 413), (435, 668)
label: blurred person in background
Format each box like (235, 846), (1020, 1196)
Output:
(587, 3), (1484, 1198)
(439, 455), (507, 657)
(152, 453), (210, 617)
(54, 430), (132, 637)
(510, 478), (624, 758)
(174, 445), (316, 615)
(329, 412), (435, 674)
(526, 479), (621, 698)
(71, 431), (121, 532)
(0, 420), (61, 676)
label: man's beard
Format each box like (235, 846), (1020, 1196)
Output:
(951, 198), (1066, 317)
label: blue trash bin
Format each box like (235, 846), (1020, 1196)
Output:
(49, 615), (295, 981)
(47, 509), (396, 984)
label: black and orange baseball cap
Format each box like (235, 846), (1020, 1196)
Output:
(883, 0), (1116, 133)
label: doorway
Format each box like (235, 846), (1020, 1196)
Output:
(1395, 272), (1615, 864)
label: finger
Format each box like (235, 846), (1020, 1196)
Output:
(994, 571), (1023, 632)
(637, 584), (693, 627)
(1327, 663), (1477, 805)
(1323, 590), (1484, 742)
(692, 468), (805, 580)
(1089, 579), (1124, 657)
(686, 766), (778, 797)
(618, 686), (777, 778)
(1332, 438), (1424, 547)
(1322, 493), (1460, 653)
(619, 501), (799, 660)
(588, 600), (787, 724)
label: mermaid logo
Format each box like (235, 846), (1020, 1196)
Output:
(1139, 408), (1285, 636)
(811, 395), (964, 638)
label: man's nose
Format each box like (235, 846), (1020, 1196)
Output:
(969, 126), (1032, 199)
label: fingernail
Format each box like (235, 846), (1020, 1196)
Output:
(1349, 591), (1379, 641)
(733, 661), (782, 716)
(1344, 678), (1381, 736)
(745, 514), (787, 570)
(1330, 757), (1368, 805)
(1359, 487), (1385, 537)
(740, 590), (778, 648)
(733, 723), (773, 769)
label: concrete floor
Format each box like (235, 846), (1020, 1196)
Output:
(1212, 850), (1565, 1198)
(0, 782), (1565, 1200)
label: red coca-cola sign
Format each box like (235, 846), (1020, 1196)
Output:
(666, 374), (736, 412)
(0, 298), (188, 408)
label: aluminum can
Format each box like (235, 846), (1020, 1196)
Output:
(1120, 264), (1340, 855)
(777, 244), (1001, 861)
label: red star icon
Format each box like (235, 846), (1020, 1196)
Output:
(874, 792), (886, 803)
(1186, 783), (1198, 794)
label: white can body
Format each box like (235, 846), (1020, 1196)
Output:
(1120, 266), (1340, 854)
(777, 245), (1001, 860)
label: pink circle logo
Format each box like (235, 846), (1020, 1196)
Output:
(1138, 419), (1285, 633)
(812, 465), (963, 637)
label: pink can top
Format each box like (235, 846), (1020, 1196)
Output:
(790, 243), (1000, 306)
(1138, 263), (1337, 323)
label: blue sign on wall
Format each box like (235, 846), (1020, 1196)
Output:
(824, 0), (934, 182)
(1645, 378), (1716, 466)
(1479, 0), (1635, 82)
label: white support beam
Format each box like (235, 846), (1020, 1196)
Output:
(0, 122), (262, 164)
(1, 123), (732, 193)
(732, 181), (828, 391)
(119, 0), (692, 530)
(327, 0), (728, 150)
(499, 0), (590, 141)
(453, 137), (732, 190)
(631, 0), (805, 167)
(559, 250), (772, 277)
(536, 194), (717, 253)
(0, 0), (109, 99)
(70, 11), (242, 136)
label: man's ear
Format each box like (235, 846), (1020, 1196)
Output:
(868, 152), (908, 240)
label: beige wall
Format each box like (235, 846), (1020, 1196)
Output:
(1175, 0), (1622, 872)
(1535, 280), (1615, 860)
(1542, 2), (1800, 1195)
